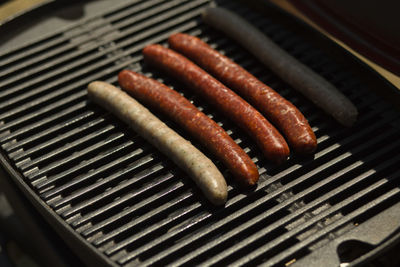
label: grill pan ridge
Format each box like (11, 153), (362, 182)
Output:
(1, 0), (400, 266)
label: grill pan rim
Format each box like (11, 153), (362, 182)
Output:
(350, 230), (400, 267)
(0, 0), (400, 266)
(246, 0), (400, 109)
(0, 149), (118, 267)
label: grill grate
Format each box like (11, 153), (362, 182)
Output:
(1, 0), (400, 266)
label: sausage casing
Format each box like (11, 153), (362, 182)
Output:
(118, 70), (259, 186)
(168, 33), (317, 154)
(87, 81), (227, 205)
(142, 44), (290, 164)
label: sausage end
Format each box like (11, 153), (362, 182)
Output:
(337, 106), (358, 127)
(208, 185), (228, 205)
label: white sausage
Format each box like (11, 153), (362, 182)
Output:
(87, 81), (227, 205)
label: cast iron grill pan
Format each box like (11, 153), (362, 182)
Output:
(1, 0), (400, 266)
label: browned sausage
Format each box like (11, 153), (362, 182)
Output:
(142, 44), (290, 164)
(168, 33), (317, 154)
(202, 7), (358, 127)
(118, 70), (259, 186)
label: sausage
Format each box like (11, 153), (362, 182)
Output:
(142, 44), (290, 164)
(118, 70), (259, 186)
(87, 81), (227, 205)
(202, 7), (358, 127)
(168, 33), (317, 154)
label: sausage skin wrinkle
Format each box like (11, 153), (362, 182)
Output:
(118, 70), (259, 186)
(87, 81), (227, 205)
(169, 33), (317, 154)
(142, 44), (290, 164)
(202, 7), (358, 127)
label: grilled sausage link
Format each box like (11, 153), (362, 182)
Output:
(142, 44), (290, 164)
(87, 81), (227, 205)
(168, 33), (317, 154)
(118, 70), (259, 186)
(202, 7), (358, 127)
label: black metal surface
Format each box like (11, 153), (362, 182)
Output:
(0, 166), (83, 267)
(1, 0), (400, 266)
